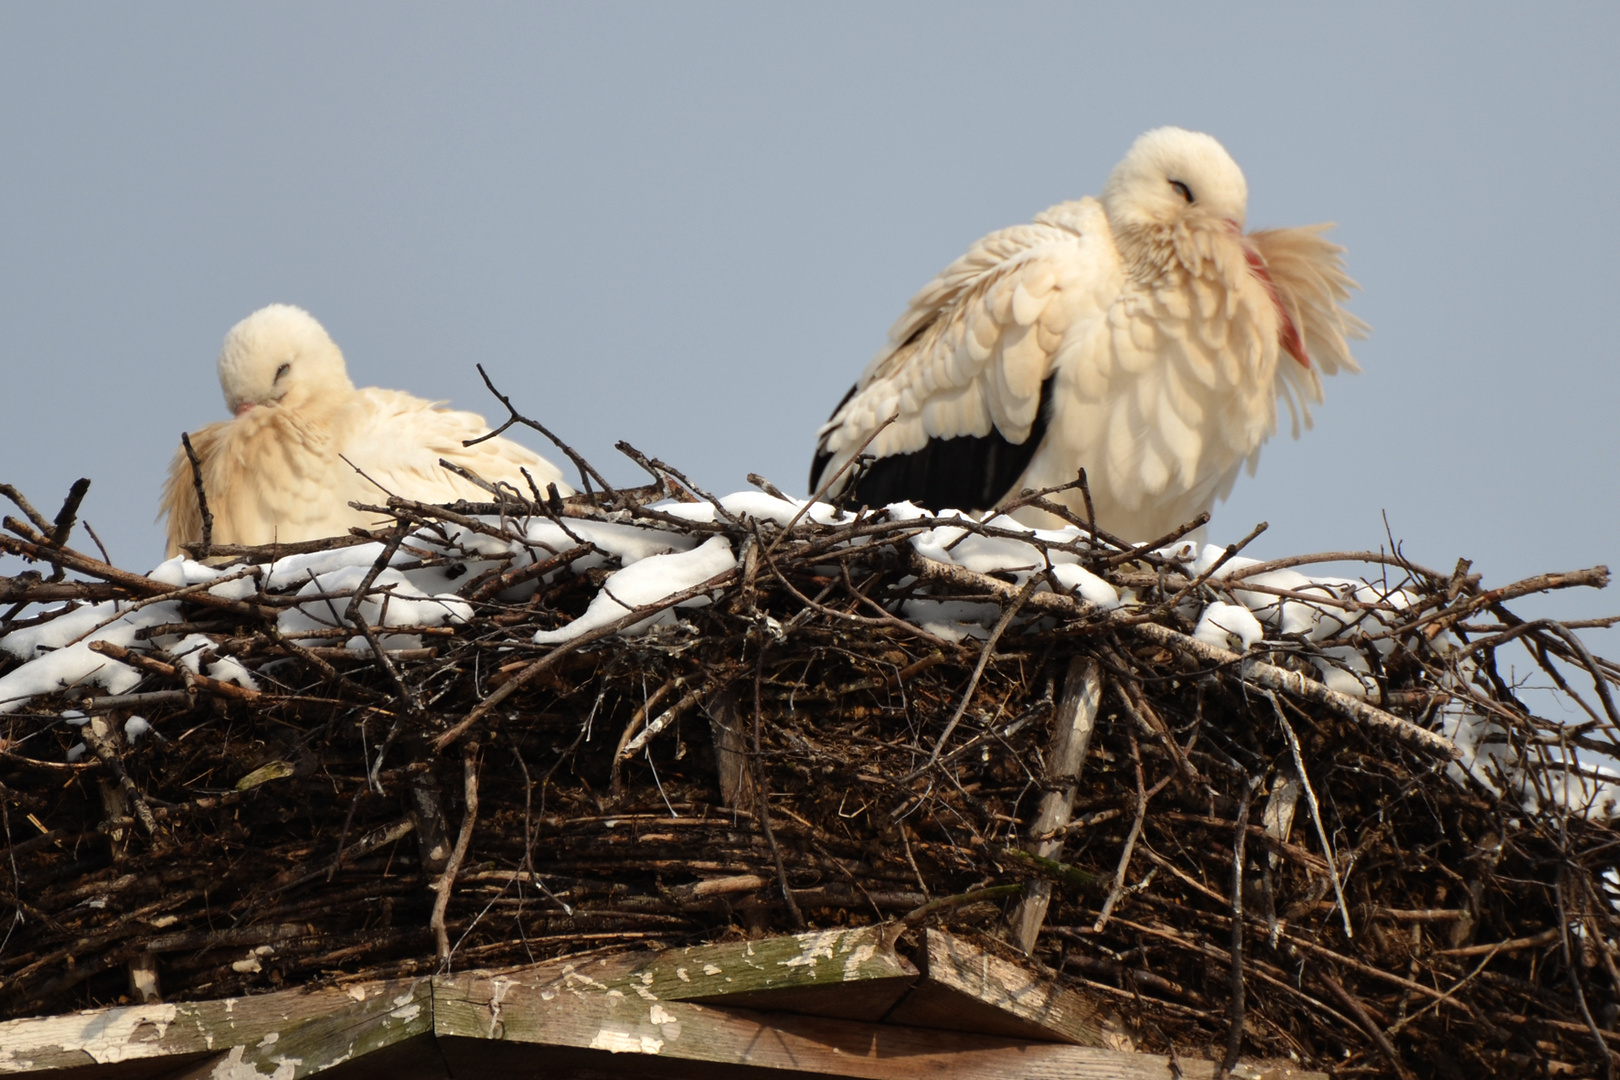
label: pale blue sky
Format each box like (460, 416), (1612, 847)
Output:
(2, 4), (1617, 676)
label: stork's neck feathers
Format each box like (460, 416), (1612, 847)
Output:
(1110, 218), (1243, 285)
(223, 391), (348, 463)
(1110, 215), (1313, 375)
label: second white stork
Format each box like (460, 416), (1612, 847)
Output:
(809, 126), (1364, 541)
(161, 304), (572, 556)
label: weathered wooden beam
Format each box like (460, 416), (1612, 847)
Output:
(886, 929), (1117, 1048)
(434, 975), (1267, 1080)
(0, 978), (431, 1077)
(658, 926), (919, 1021)
(0, 930), (1326, 1080)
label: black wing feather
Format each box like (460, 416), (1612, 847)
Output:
(808, 383), (858, 494)
(825, 375), (1056, 513)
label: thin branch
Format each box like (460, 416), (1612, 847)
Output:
(180, 434), (212, 559)
(906, 575), (1041, 778)
(433, 739), (482, 968)
(467, 363), (616, 499)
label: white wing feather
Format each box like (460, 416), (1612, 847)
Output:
(818, 199), (1117, 473)
(342, 389), (569, 505)
(162, 390), (571, 555)
(816, 201), (1360, 540)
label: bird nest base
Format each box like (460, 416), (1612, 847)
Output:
(1, 458), (1618, 1080)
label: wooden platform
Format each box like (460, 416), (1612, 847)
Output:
(0, 929), (1319, 1079)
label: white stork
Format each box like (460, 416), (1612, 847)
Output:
(809, 127), (1364, 541)
(160, 304), (570, 555)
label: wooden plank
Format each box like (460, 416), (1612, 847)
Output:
(466, 927), (918, 1023)
(885, 929), (1113, 1047)
(433, 976), (1241, 1079)
(650, 927), (918, 1020)
(0, 979), (431, 1078)
(304, 1034), (451, 1080)
(0, 931), (1325, 1080)
(430, 1033), (1320, 1080)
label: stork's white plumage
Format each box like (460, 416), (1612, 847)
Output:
(160, 305), (571, 556)
(810, 127), (1364, 540)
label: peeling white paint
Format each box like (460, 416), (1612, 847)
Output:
(561, 965), (609, 991)
(631, 969), (660, 1001)
(701, 964), (721, 976)
(842, 942), (877, 981)
(485, 977), (516, 1038)
(388, 1003), (422, 1023)
(204, 1045), (301, 1080)
(588, 1027), (663, 1055)
(390, 991), (416, 1008)
(255, 1032), (279, 1048)
(647, 1004), (682, 1041)
(346, 987), (367, 1002)
(674, 966), (690, 983)
(0, 1003), (182, 1066)
(782, 929), (840, 969)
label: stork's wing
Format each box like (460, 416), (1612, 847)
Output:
(342, 389), (573, 506)
(811, 198), (1119, 500)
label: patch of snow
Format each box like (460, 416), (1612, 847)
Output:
(1045, 564), (1120, 610)
(1193, 602), (1264, 652)
(277, 566), (471, 643)
(534, 536), (736, 644)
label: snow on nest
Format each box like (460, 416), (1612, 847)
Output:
(1, 492), (1613, 818)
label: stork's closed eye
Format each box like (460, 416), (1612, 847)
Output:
(274, 363), (290, 382)
(1169, 179), (1193, 203)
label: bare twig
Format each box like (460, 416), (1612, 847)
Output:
(754, 648), (804, 929)
(1219, 775), (1258, 1078)
(433, 739), (481, 968)
(906, 575), (1041, 777)
(180, 435), (212, 559)
(1093, 735), (1171, 931)
(467, 363), (615, 499)
(1273, 694), (1353, 940)
(766, 412), (898, 557)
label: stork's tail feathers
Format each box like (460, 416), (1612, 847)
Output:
(1249, 225), (1365, 437)
(1249, 225), (1367, 379)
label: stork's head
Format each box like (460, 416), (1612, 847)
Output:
(1102, 127), (1249, 241)
(217, 304), (355, 417)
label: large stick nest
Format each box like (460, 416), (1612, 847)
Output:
(2, 428), (1618, 1078)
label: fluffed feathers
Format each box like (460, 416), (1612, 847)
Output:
(812, 127), (1364, 540)
(161, 305), (571, 556)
